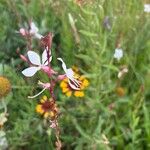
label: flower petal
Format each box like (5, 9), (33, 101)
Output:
(34, 33), (43, 39)
(57, 58), (67, 72)
(27, 51), (41, 65)
(42, 49), (48, 65)
(57, 58), (75, 80)
(30, 22), (38, 34)
(42, 48), (52, 65)
(66, 68), (74, 79)
(22, 67), (40, 77)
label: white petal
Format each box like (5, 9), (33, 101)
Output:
(22, 67), (40, 77)
(66, 68), (74, 79)
(27, 51), (41, 65)
(57, 58), (67, 72)
(42, 49), (48, 65)
(50, 56), (52, 62)
(34, 33), (43, 39)
(42, 48), (52, 65)
(30, 22), (38, 34)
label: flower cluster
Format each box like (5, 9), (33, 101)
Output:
(19, 22), (43, 39)
(19, 21), (89, 121)
(19, 21), (90, 149)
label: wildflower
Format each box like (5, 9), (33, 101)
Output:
(60, 74), (89, 97)
(22, 48), (52, 77)
(19, 28), (27, 36)
(0, 76), (11, 99)
(57, 58), (81, 90)
(116, 87), (125, 97)
(29, 22), (43, 39)
(114, 48), (123, 61)
(144, 4), (150, 13)
(19, 21), (43, 39)
(118, 66), (128, 79)
(36, 96), (58, 119)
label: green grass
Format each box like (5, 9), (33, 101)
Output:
(0, 0), (150, 149)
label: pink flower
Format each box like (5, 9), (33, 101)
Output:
(19, 28), (27, 36)
(29, 22), (43, 39)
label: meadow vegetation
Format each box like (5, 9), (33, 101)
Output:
(0, 0), (150, 149)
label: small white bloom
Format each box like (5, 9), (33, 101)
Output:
(114, 48), (123, 61)
(22, 48), (52, 77)
(29, 22), (43, 39)
(57, 58), (80, 90)
(118, 67), (128, 78)
(144, 4), (150, 13)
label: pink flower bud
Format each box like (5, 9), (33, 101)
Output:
(57, 74), (66, 80)
(20, 54), (28, 62)
(38, 81), (50, 89)
(19, 28), (27, 36)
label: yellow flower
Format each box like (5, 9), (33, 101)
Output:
(0, 76), (11, 99)
(36, 96), (58, 119)
(116, 87), (125, 97)
(60, 67), (89, 98)
(74, 91), (84, 97)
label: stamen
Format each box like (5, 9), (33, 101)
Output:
(28, 87), (47, 99)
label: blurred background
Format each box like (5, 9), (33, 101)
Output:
(0, 0), (150, 149)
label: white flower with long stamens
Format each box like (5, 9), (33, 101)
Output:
(57, 58), (81, 90)
(144, 4), (150, 13)
(29, 22), (43, 39)
(28, 81), (51, 99)
(114, 48), (123, 61)
(22, 48), (52, 77)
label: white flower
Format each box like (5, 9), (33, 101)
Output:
(118, 67), (128, 78)
(29, 22), (43, 39)
(144, 4), (150, 13)
(114, 48), (123, 61)
(57, 58), (80, 90)
(22, 48), (52, 77)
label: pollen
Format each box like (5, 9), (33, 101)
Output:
(0, 76), (11, 99)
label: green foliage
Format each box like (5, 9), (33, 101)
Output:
(0, 0), (150, 149)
